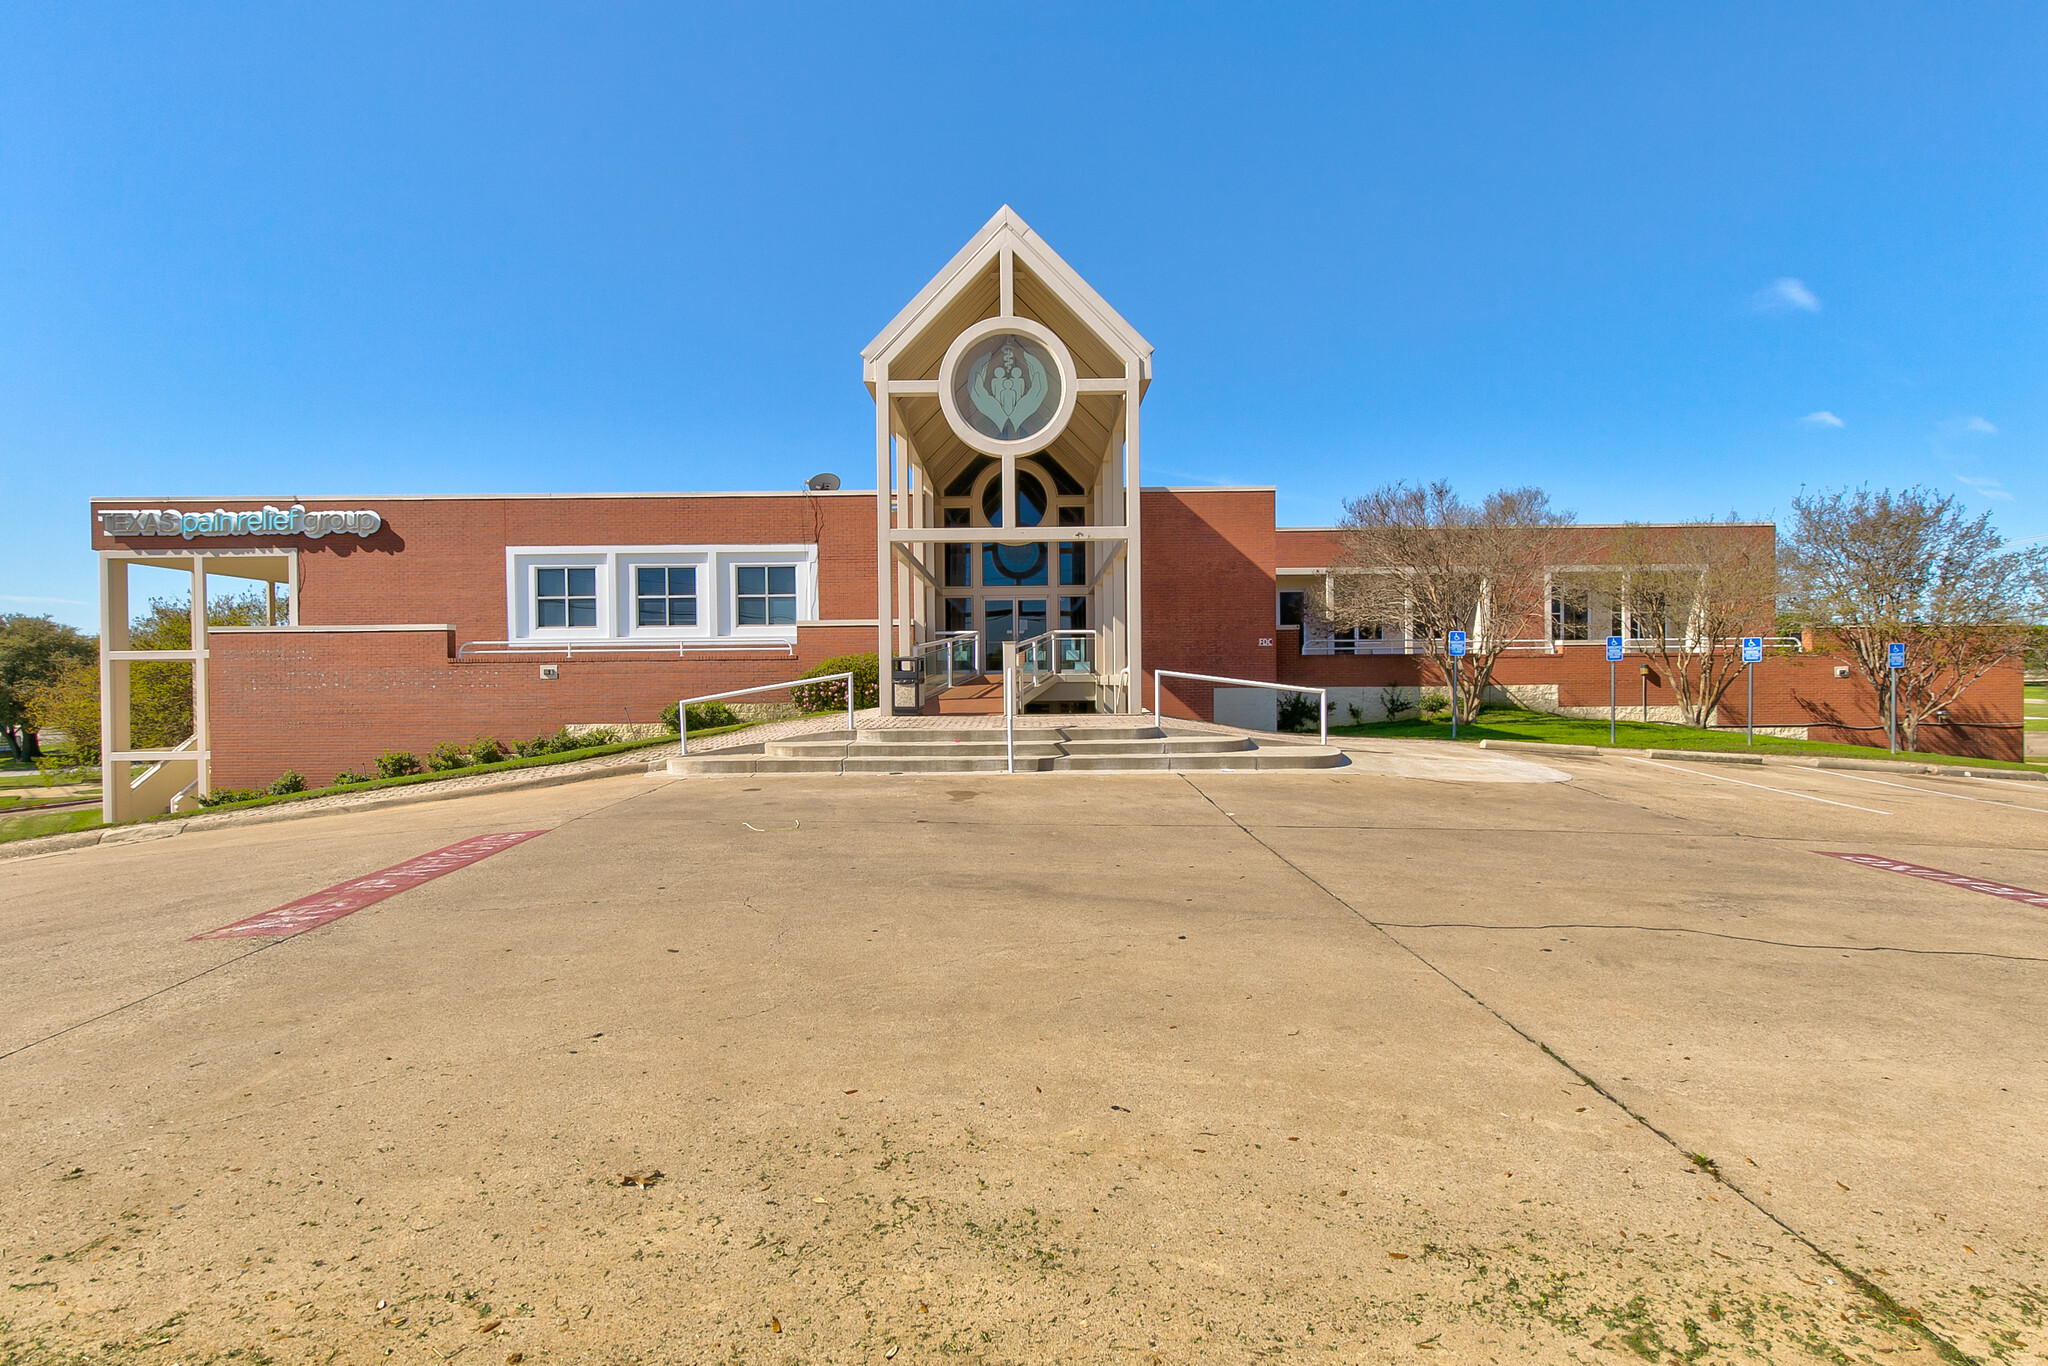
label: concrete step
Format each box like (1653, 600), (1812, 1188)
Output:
(665, 756), (845, 776)
(842, 755), (1050, 774)
(1058, 736), (1250, 756)
(847, 740), (1062, 758)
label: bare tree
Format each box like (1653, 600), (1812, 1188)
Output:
(1600, 521), (1778, 727)
(1781, 486), (2047, 750)
(1325, 482), (1571, 724)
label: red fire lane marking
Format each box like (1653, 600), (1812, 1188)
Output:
(1816, 851), (2048, 910)
(189, 831), (548, 940)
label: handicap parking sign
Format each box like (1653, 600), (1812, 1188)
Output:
(1741, 636), (1763, 664)
(1447, 630), (1467, 657)
(1888, 642), (1905, 669)
(1605, 635), (1625, 662)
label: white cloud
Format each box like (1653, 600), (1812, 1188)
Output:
(1955, 474), (2015, 501)
(1752, 277), (1821, 313)
(1797, 410), (1845, 428)
(1961, 415), (1997, 435)
(0, 594), (92, 607)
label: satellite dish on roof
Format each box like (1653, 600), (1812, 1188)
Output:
(805, 473), (841, 491)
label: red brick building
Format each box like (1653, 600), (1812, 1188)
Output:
(87, 209), (2023, 818)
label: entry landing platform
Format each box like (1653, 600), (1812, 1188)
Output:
(661, 721), (1346, 776)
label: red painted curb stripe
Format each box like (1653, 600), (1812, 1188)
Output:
(189, 830), (549, 940)
(1815, 851), (2048, 910)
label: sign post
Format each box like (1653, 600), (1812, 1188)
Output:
(1605, 636), (1624, 744)
(1740, 637), (1764, 746)
(1887, 641), (1905, 753)
(1447, 631), (1467, 740)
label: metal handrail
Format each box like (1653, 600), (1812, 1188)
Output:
(914, 631), (979, 693)
(677, 672), (854, 755)
(1002, 643), (1017, 773)
(1151, 670), (1328, 746)
(459, 638), (796, 660)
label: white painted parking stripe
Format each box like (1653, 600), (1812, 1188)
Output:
(1620, 756), (1891, 814)
(1805, 768), (2048, 814)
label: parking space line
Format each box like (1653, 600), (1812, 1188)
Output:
(1806, 768), (2048, 814)
(189, 830), (548, 940)
(1815, 851), (2048, 910)
(1620, 757), (1891, 814)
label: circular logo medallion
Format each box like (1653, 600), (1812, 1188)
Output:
(936, 319), (1078, 457)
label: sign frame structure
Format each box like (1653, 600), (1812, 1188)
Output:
(1605, 636), (1625, 744)
(1740, 636), (1764, 745)
(1886, 642), (1905, 752)
(1446, 631), (1467, 739)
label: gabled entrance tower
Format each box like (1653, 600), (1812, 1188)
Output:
(861, 207), (1153, 715)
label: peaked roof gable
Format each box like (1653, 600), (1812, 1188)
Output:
(861, 206), (1153, 385)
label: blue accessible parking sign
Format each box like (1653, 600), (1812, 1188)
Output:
(1605, 635), (1625, 662)
(1888, 642), (1906, 669)
(1741, 636), (1763, 664)
(1447, 630), (1467, 657)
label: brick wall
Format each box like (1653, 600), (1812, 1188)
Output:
(206, 623), (876, 789)
(1140, 489), (1277, 721)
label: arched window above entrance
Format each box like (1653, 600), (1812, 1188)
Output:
(983, 470), (1047, 528)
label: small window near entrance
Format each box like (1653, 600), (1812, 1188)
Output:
(944, 597), (972, 633)
(536, 567), (597, 628)
(1277, 591), (1306, 627)
(1060, 595), (1088, 631)
(736, 565), (797, 626)
(636, 566), (697, 627)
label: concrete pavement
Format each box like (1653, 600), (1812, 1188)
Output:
(2, 745), (2044, 1363)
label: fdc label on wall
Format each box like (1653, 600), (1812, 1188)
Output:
(97, 504), (382, 540)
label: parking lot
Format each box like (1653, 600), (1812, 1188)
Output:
(3, 742), (2045, 1364)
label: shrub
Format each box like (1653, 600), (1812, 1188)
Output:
(1417, 690), (1452, 720)
(1275, 691), (1321, 734)
(331, 768), (371, 786)
(376, 749), (423, 778)
(574, 727), (617, 747)
(788, 653), (879, 713)
(516, 728), (585, 758)
(1378, 686), (1416, 721)
(469, 735), (507, 765)
(196, 787), (263, 808)
(267, 769), (306, 795)
(426, 740), (470, 772)
(660, 701), (739, 732)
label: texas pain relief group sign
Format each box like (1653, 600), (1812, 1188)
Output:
(97, 504), (382, 540)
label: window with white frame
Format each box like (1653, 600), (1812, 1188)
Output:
(635, 565), (697, 627)
(735, 565), (797, 626)
(535, 566), (598, 628)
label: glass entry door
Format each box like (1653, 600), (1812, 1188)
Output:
(981, 599), (1046, 671)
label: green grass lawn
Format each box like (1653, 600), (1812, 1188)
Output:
(0, 808), (101, 845)
(1324, 706), (2044, 770)
(2026, 681), (2046, 732)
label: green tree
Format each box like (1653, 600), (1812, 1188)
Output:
(22, 662), (100, 764)
(126, 591), (272, 749)
(1781, 486), (2048, 750)
(0, 614), (97, 759)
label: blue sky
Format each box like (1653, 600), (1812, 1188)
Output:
(4, 4), (2044, 632)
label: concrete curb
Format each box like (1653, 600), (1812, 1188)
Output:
(1476, 737), (2042, 781)
(0, 752), (669, 863)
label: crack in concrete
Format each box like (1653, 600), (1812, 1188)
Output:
(1174, 771), (1981, 1366)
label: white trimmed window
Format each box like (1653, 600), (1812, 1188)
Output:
(735, 565), (798, 627)
(535, 566), (598, 628)
(636, 565), (697, 627)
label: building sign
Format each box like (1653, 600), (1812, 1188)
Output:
(97, 504), (382, 540)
